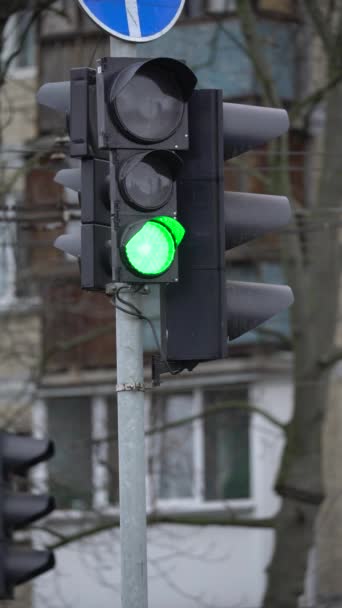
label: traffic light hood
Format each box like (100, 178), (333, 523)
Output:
(54, 168), (81, 192)
(224, 192), (291, 249)
(226, 281), (294, 340)
(4, 494), (55, 530)
(36, 81), (70, 114)
(1, 434), (54, 476)
(5, 548), (55, 587)
(54, 231), (81, 258)
(109, 58), (197, 103)
(223, 103), (289, 160)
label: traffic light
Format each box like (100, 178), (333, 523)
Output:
(54, 157), (112, 290)
(0, 432), (55, 599)
(38, 61), (293, 373)
(160, 90), (293, 372)
(37, 68), (112, 291)
(95, 57), (197, 284)
(38, 58), (197, 289)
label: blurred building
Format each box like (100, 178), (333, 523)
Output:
(0, 11), (42, 608)
(1, 2), (310, 607)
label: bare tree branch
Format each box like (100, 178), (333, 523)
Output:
(289, 68), (342, 121)
(0, 1), (67, 84)
(43, 321), (116, 362)
(44, 513), (276, 552)
(319, 348), (342, 370)
(236, 0), (281, 107)
(302, 0), (333, 57)
(92, 399), (286, 457)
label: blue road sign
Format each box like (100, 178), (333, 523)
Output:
(78, 0), (185, 42)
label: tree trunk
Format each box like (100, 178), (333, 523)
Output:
(263, 371), (326, 607)
(263, 78), (342, 608)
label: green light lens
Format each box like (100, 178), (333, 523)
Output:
(124, 221), (176, 276)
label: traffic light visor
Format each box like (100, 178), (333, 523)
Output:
(122, 218), (185, 277)
(154, 216), (185, 246)
(36, 81), (70, 114)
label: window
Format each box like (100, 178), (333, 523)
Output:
(1, 12), (36, 74)
(151, 385), (251, 506)
(152, 394), (194, 500)
(0, 199), (16, 304)
(257, 0), (297, 18)
(182, 0), (236, 17)
(204, 0), (297, 17)
(206, 0), (236, 15)
(48, 397), (93, 510)
(106, 395), (119, 506)
(36, 384), (251, 514)
(204, 388), (250, 500)
(41, 395), (119, 511)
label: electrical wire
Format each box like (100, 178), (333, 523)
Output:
(88, 39), (100, 68)
(111, 285), (183, 376)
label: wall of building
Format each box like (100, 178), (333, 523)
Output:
(0, 18), (41, 607)
(26, 4), (299, 607)
(1, 73), (37, 149)
(32, 362), (293, 608)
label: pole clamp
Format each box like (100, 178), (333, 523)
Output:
(116, 383), (145, 393)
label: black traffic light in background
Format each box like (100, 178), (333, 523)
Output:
(37, 68), (112, 291)
(54, 156), (112, 290)
(160, 90), (293, 372)
(0, 432), (55, 599)
(37, 58), (197, 289)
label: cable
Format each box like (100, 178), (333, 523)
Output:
(88, 39), (100, 68)
(111, 285), (183, 376)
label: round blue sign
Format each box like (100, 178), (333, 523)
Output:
(78, 0), (185, 42)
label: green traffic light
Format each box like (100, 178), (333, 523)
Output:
(123, 217), (185, 277)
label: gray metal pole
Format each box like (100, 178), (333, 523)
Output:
(115, 288), (148, 608)
(110, 37), (148, 608)
(110, 38), (138, 57)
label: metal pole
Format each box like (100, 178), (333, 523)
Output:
(110, 38), (137, 57)
(110, 38), (149, 608)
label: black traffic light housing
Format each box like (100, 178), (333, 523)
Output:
(0, 432), (55, 599)
(55, 158), (112, 290)
(161, 90), (227, 364)
(39, 68), (112, 291)
(95, 57), (197, 285)
(160, 90), (293, 373)
(108, 149), (184, 284)
(69, 67), (106, 160)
